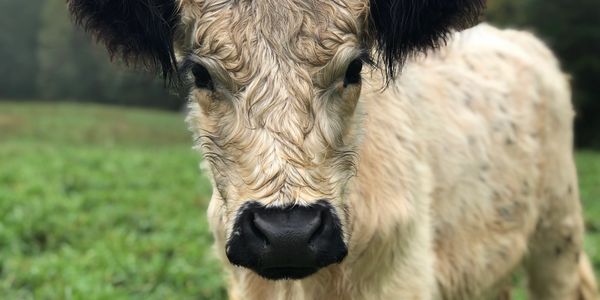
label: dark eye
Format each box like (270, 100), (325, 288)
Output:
(344, 59), (363, 86)
(191, 63), (214, 90)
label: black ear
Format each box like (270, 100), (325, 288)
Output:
(68, 0), (180, 80)
(368, 0), (485, 80)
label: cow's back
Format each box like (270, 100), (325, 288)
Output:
(356, 24), (574, 299)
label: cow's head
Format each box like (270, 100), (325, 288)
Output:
(69, 0), (483, 280)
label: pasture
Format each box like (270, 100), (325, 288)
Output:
(0, 102), (598, 299)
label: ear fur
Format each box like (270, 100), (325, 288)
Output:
(368, 0), (485, 80)
(68, 0), (180, 80)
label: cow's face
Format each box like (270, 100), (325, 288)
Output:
(69, 0), (483, 280)
(182, 0), (366, 280)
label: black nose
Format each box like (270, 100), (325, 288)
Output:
(226, 201), (347, 280)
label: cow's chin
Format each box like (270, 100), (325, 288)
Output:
(225, 201), (348, 281)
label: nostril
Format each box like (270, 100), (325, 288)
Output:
(250, 213), (270, 247)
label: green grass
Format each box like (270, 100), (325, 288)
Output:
(0, 102), (224, 300)
(578, 152), (600, 271)
(0, 101), (598, 299)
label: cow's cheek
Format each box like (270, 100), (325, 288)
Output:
(207, 194), (229, 258)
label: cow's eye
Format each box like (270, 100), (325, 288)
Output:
(191, 64), (214, 90)
(344, 59), (363, 87)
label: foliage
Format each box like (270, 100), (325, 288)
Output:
(1, 0), (183, 110)
(41, 0), (185, 109)
(0, 0), (44, 98)
(487, 0), (600, 147)
(0, 102), (599, 299)
(485, 0), (527, 26)
(525, 0), (600, 148)
(577, 151), (600, 270)
(0, 0), (598, 144)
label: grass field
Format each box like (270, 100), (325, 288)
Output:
(0, 102), (598, 299)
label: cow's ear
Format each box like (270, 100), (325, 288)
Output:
(68, 0), (181, 80)
(367, 0), (485, 80)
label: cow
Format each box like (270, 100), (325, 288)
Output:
(68, 0), (599, 299)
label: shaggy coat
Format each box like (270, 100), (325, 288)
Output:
(68, 0), (599, 299)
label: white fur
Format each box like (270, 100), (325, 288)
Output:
(189, 22), (599, 300)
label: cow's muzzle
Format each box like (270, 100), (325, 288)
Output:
(226, 201), (347, 280)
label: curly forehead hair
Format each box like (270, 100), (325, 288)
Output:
(68, 0), (485, 81)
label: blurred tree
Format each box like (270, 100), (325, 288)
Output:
(488, 0), (600, 147)
(36, 0), (184, 110)
(525, 0), (600, 147)
(37, 0), (86, 100)
(0, 0), (44, 98)
(485, 0), (528, 26)
(1, 0), (598, 143)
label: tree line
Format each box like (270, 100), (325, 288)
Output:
(0, 0), (183, 110)
(1, 0), (598, 146)
(486, 0), (600, 147)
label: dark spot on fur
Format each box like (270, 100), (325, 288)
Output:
(522, 181), (531, 196)
(478, 173), (487, 182)
(496, 52), (507, 60)
(535, 219), (544, 231)
(466, 60), (476, 71)
(468, 136), (476, 145)
(555, 246), (563, 256)
(464, 95), (473, 108)
(499, 104), (507, 113)
(493, 191), (501, 200)
(568, 185), (573, 195)
(505, 137), (514, 146)
(499, 207), (511, 219)
(566, 235), (573, 243)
